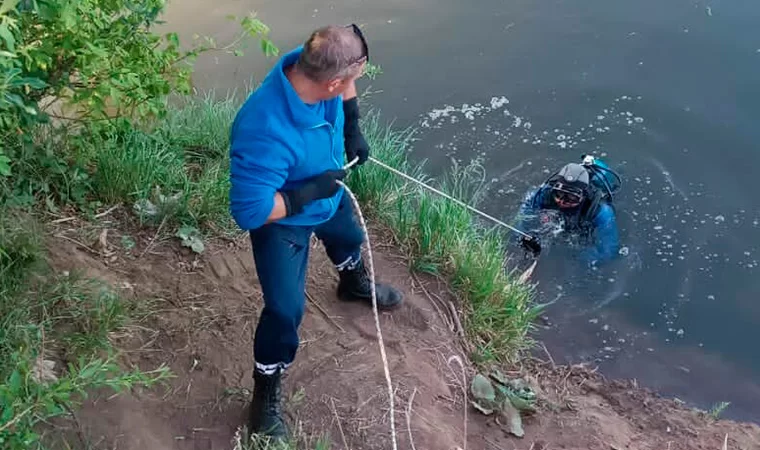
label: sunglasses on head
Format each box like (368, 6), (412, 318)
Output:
(347, 23), (369, 64)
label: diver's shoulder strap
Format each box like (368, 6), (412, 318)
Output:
(581, 188), (603, 224)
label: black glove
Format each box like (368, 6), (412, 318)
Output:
(343, 97), (369, 166)
(281, 170), (346, 216)
(520, 235), (542, 256)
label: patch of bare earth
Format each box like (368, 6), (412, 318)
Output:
(45, 216), (760, 450)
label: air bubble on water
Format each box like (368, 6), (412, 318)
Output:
(707, 294), (715, 300)
(654, 225), (663, 230)
(714, 215), (725, 223)
(597, 115), (605, 120)
(490, 96), (510, 109)
(677, 329), (685, 337)
(619, 247), (629, 256)
(634, 117), (644, 123)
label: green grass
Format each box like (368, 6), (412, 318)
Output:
(347, 112), (538, 363)
(708, 401), (731, 420)
(237, 431), (331, 450)
(0, 210), (170, 449)
(86, 93), (239, 232)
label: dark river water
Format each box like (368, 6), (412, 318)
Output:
(162, 0), (760, 422)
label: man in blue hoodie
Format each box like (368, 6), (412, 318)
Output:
(229, 25), (403, 439)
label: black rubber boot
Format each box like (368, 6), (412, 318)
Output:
(337, 259), (403, 309)
(248, 370), (288, 441)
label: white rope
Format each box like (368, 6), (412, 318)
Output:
(337, 177), (398, 450)
(365, 157), (534, 240)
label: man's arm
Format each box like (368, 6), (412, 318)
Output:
(229, 132), (292, 230)
(580, 203), (620, 264)
(343, 79), (357, 101)
(342, 80), (370, 166)
(229, 131), (346, 229)
(511, 188), (542, 242)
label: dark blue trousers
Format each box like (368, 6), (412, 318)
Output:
(249, 192), (364, 375)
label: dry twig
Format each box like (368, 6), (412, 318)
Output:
(305, 291), (345, 333)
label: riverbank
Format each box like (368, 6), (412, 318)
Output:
(1, 96), (759, 449)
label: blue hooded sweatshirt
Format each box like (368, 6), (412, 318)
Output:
(229, 46), (346, 231)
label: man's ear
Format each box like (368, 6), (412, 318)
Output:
(326, 78), (343, 93)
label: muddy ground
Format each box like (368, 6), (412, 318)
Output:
(44, 213), (760, 450)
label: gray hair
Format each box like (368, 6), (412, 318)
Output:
(296, 26), (365, 82)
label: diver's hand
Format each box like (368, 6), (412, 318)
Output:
(520, 235), (542, 256)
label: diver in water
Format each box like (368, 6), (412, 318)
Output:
(517, 155), (622, 264)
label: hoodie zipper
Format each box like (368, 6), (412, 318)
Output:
(308, 121), (341, 214)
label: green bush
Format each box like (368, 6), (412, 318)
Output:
(0, 0), (275, 208)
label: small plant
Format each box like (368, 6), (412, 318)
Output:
(176, 224), (205, 254)
(121, 235), (136, 251)
(232, 426), (330, 450)
(470, 371), (537, 437)
(709, 401), (731, 420)
(363, 63), (383, 80)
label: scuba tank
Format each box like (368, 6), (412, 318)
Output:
(581, 154), (622, 202)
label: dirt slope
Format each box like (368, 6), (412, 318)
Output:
(46, 218), (760, 450)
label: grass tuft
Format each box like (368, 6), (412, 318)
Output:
(232, 426), (330, 450)
(709, 401), (731, 420)
(86, 93), (239, 232)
